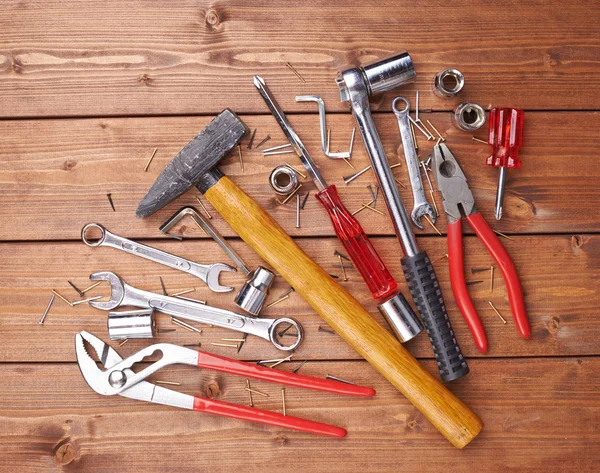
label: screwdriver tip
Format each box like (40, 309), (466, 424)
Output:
(495, 207), (503, 220)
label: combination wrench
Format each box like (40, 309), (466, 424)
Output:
(81, 223), (236, 293)
(88, 272), (302, 351)
(392, 97), (436, 229)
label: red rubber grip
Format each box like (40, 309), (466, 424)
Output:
(197, 350), (376, 397)
(447, 220), (489, 353)
(466, 212), (530, 339)
(193, 396), (347, 437)
(315, 185), (397, 300)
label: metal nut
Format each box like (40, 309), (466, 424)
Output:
(433, 69), (465, 98)
(269, 165), (300, 195)
(452, 103), (486, 131)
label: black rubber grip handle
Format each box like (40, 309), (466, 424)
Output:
(401, 251), (469, 382)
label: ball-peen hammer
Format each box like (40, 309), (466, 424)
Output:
(136, 109), (483, 448)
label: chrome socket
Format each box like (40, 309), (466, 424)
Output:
(433, 69), (465, 98)
(108, 309), (154, 340)
(378, 293), (424, 343)
(452, 103), (487, 131)
(234, 266), (275, 316)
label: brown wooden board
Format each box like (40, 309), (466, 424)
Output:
(0, 358), (598, 473)
(1, 0), (599, 118)
(1, 111), (598, 242)
(0, 234), (596, 362)
(1, 0), (599, 469)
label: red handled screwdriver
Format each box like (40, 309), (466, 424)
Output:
(254, 76), (397, 300)
(486, 108), (525, 220)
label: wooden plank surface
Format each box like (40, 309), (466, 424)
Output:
(1, 111), (599, 241)
(0, 234), (597, 362)
(1, 357), (598, 473)
(1, 0), (599, 118)
(1, 0), (599, 470)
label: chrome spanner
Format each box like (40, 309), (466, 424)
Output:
(82, 223), (236, 293)
(88, 272), (302, 351)
(392, 97), (436, 229)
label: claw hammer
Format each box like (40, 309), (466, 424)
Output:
(137, 110), (482, 448)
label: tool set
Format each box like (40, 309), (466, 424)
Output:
(40, 49), (533, 448)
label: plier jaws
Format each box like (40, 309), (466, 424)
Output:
(431, 144), (531, 354)
(432, 143), (476, 223)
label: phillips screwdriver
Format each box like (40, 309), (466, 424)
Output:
(254, 76), (397, 300)
(486, 108), (525, 220)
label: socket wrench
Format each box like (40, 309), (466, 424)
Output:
(392, 97), (436, 229)
(89, 271), (302, 351)
(337, 51), (469, 382)
(82, 223), (236, 293)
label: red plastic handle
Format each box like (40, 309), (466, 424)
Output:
(447, 220), (489, 353)
(193, 396), (347, 437)
(315, 185), (397, 300)
(466, 212), (530, 339)
(486, 108), (524, 169)
(197, 350), (376, 397)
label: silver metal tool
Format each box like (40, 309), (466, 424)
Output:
(295, 95), (352, 159)
(269, 165), (300, 195)
(82, 223), (236, 293)
(75, 331), (371, 437)
(392, 97), (436, 229)
(88, 272), (301, 351)
(433, 69), (465, 97)
(337, 51), (469, 382)
(108, 309), (154, 340)
(254, 76), (328, 192)
(159, 207), (274, 315)
(452, 103), (486, 131)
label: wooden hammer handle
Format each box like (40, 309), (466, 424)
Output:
(204, 176), (483, 448)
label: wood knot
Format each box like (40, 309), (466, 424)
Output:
(54, 439), (77, 466)
(544, 51), (561, 67)
(205, 9), (221, 28)
(547, 316), (560, 334)
(138, 73), (153, 86)
(273, 434), (289, 446)
(11, 58), (23, 74)
(99, 122), (108, 129)
(407, 420), (418, 429)
(61, 159), (77, 171)
(571, 235), (585, 249)
(206, 382), (220, 398)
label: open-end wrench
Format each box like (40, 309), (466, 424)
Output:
(88, 272), (302, 351)
(81, 224), (236, 293)
(392, 97), (436, 229)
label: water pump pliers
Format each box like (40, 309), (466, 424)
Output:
(75, 331), (375, 437)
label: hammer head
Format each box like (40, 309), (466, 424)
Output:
(336, 51), (416, 102)
(136, 109), (248, 218)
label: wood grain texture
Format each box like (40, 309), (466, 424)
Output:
(0, 234), (596, 362)
(205, 175), (482, 448)
(0, 357), (598, 472)
(0, 111), (598, 241)
(1, 0), (599, 117)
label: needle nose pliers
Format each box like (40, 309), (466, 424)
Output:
(431, 143), (530, 353)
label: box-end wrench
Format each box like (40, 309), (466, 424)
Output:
(88, 272), (302, 351)
(392, 97), (436, 229)
(81, 224), (236, 293)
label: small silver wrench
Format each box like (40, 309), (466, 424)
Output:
(392, 97), (436, 229)
(88, 272), (302, 351)
(82, 224), (236, 293)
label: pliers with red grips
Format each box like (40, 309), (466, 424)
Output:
(431, 143), (530, 353)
